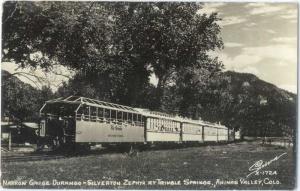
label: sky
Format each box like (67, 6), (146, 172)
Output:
(199, 2), (298, 93)
(1, 2), (298, 93)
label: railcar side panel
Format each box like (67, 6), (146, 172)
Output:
(182, 134), (203, 141)
(203, 126), (218, 142)
(218, 128), (228, 141)
(75, 120), (144, 143)
(146, 131), (181, 142)
(182, 123), (203, 142)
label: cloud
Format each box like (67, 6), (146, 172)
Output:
(214, 52), (261, 75)
(277, 61), (288, 66)
(265, 29), (276, 34)
(246, 3), (284, 15)
(280, 9), (297, 19)
(279, 84), (297, 93)
(220, 16), (247, 26)
(246, 3), (265, 7)
(224, 42), (244, 48)
(197, 3), (225, 15)
(246, 22), (257, 27)
(218, 52), (263, 70)
(237, 66), (260, 76)
(217, 44), (297, 74)
(243, 45), (297, 63)
(272, 37), (297, 43)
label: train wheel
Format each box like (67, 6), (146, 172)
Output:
(50, 136), (66, 152)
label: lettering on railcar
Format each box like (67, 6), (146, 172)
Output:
(108, 134), (123, 137)
(110, 124), (123, 131)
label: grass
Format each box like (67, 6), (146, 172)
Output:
(1, 141), (295, 189)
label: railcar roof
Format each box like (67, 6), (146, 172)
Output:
(45, 96), (138, 113)
(135, 108), (183, 121)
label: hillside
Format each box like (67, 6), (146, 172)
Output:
(198, 71), (297, 138)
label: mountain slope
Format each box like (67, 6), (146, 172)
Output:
(199, 70), (296, 138)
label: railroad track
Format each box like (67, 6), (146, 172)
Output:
(2, 154), (66, 163)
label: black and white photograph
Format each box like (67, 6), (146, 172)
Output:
(1, 1), (298, 190)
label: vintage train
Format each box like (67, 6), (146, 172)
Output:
(38, 96), (240, 150)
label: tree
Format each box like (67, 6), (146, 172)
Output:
(2, 70), (54, 122)
(3, 1), (223, 108)
(111, 2), (223, 107)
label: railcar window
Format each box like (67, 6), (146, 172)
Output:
(136, 114), (140, 126)
(98, 108), (104, 118)
(83, 106), (89, 115)
(77, 107), (83, 115)
(153, 119), (155, 129)
(139, 115), (142, 125)
(91, 107), (96, 116)
(82, 106), (90, 120)
(77, 106), (83, 120)
(117, 111), (122, 121)
(111, 110), (117, 120)
(91, 107), (97, 121)
(123, 112), (128, 121)
(133, 114), (137, 125)
(104, 109), (110, 120)
(160, 119), (163, 130)
(128, 113), (132, 122)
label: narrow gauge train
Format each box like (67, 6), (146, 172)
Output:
(39, 96), (240, 149)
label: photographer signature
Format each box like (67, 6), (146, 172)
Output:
(246, 152), (287, 178)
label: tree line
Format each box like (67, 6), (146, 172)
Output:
(2, 2), (296, 137)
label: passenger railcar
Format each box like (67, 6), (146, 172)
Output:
(39, 96), (240, 149)
(137, 109), (181, 143)
(181, 119), (204, 142)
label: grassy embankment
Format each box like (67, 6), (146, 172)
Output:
(1, 141), (295, 189)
